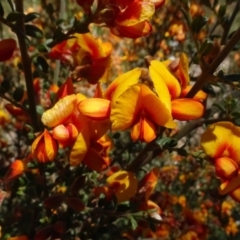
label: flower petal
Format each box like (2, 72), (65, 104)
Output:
(215, 157), (238, 180)
(3, 160), (25, 182)
(42, 94), (77, 128)
(111, 84), (142, 131)
(106, 171), (138, 203)
(178, 53), (189, 89)
(78, 98), (111, 120)
(141, 84), (176, 128)
(201, 122), (240, 164)
(105, 68), (141, 100)
(219, 174), (240, 195)
(0, 38), (16, 62)
(171, 98), (204, 120)
(70, 125), (90, 166)
(181, 86), (207, 100)
(83, 147), (109, 172)
(150, 60), (181, 100)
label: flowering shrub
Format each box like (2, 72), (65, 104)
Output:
(1, 0), (240, 239)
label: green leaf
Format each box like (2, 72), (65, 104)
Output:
(33, 56), (49, 72)
(199, 38), (213, 56)
(191, 15), (208, 33)
(25, 24), (43, 38)
(13, 87), (24, 102)
(6, 11), (24, 22)
(156, 137), (177, 148)
(202, 84), (215, 96)
(177, 148), (188, 156)
(38, 44), (50, 53)
(47, 3), (55, 15)
(0, 79), (11, 94)
(52, 26), (65, 40)
(0, 2), (4, 17)
(128, 215), (138, 230)
(25, 12), (41, 22)
(218, 4), (226, 18)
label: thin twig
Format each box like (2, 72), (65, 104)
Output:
(126, 117), (232, 172)
(186, 26), (240, 98)
(220, 0), (240, 45)
(0, 93), (28, 111)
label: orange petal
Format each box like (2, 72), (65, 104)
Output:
(181, 86), (207, 100)
(94, 83), (104, 98)
(230, 186), (240, 203)
(106, 171), (138, 203)
(141, 84), (176, 128)
(138, 167), (160, 200)
(178, 53), (189, 89)
(131, 116), (157, 142)
(56, 77), (75, 99)
(150, 60), (181, 100)
(7, 236), (29, 240)
(215, 157), (238, 180)
(3, 159), (25, 182)
(42, 94), (77, 127)
(171, 98), (204, 120)
(89, 119), (111, 142)
(116, 1), (154, 26)
(83, 147), (109, 172)
(44, 129), (58, 161)
(78, 98), (111, 120)
(219, 174), (240, 195)
(0, 38), (16, 62)
(112, 21), (152, 38)
(53, 124), (69, 141)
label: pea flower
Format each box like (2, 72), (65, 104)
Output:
(106, 59), (204, 142)
(32, 129), (58, 163)
(201, 122), (240, 202)
(49, 33), (112, 84)
(94, 170), (138, 203)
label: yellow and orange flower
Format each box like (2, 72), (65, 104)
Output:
(32, 129), (58, 163)
(97, 0), (165, 38)
(41, 90), (111, 168)
(201, 122), (240, 202)
(106, 58), (205, 142)
(49, 33), (112, 84)
(94, 170), (138, 203)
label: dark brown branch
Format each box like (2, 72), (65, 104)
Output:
(126, 117), (232, 172)
(14, 0), (41, 132)
(186, 26), (240, 98)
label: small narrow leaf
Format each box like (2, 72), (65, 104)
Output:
(6, 12), (24, 22)
(25, 12), (41, 22)
(25, 24), (43, 38)
(191, 15), (208, 33)
(0, 3), (4, 17)
(33, 56), (49, 72)
(128, 215), (138, 230)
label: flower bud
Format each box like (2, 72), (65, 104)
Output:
(53, 123), (78, 147)
(32, 129), (58, 163)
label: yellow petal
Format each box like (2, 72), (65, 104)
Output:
(230, 186), (240, 203)
(42, 94), (77, 128)
(106, 171), (138, 203)
(171, 99), (204, 120)
(44, 129), (58, 161)
(111, 84), (142, 131)
(78, 98), (111, 120)
(70, 125), (90, 166)
(105, 68), (141, 100)
(150, 60), (181, 100)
